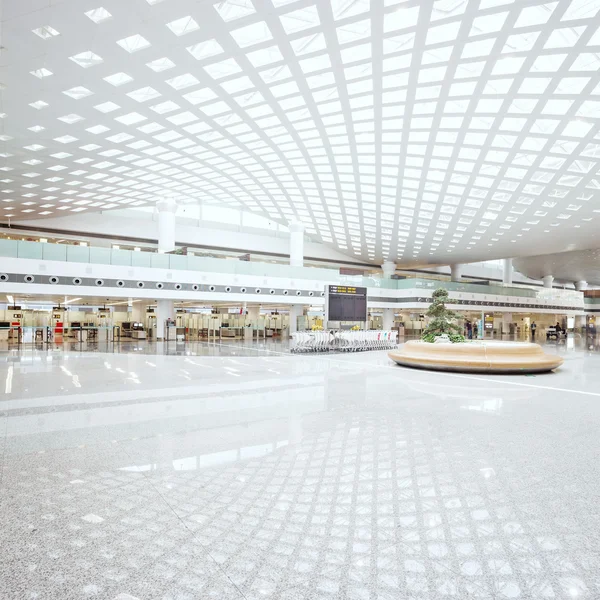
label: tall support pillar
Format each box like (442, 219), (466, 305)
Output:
(157, 199), (177, 254)
(381, 262), (396, 279)
(382, 308), (394, 330)
(289, 304), (303, 335)
(130, 300), (145, 323)
(542, 275), (554, 289)
(450, 264), (464, 282)
(156, 299), (174, 340)
(502, 258), (513, 285)
(247, 306), (260, 321)
(575, 280), (587, 292)
(289, 221), (304, 267)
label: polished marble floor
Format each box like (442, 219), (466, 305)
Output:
(1, 338), (600, 599)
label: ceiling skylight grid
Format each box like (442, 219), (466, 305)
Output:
(1, 0), (600, 261)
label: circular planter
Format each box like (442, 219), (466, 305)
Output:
(388, 340), (563, 374)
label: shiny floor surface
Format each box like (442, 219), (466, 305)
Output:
(1, 339), (600, 599)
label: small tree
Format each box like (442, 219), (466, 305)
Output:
(421, 288), (465, 343)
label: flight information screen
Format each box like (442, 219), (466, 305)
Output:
(327, 285), (368, 322)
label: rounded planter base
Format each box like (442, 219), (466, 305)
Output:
(388, 340), (563, 374)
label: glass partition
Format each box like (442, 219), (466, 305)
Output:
(0, 239), (18, 257)
(42, 243), (67, 262)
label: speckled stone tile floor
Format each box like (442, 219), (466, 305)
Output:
(1, 338), (599, 599)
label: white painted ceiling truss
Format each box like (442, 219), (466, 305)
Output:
(1, 0), (600, 264)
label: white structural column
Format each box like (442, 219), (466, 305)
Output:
(381, 261), (396, 279)
(289, 221), (305, 267)
(542, 275), (554, 289)
(450, 264), (464, 282)
(157, 199), (177, 254)
(247, 306), (260, 321)
(575, 280), (588, 291)
(131, 300), (145, 323)
(288, 304), (303, 335)
(156, 299), (174, 340)
(382, 308), (394, 330)
(502, 258), (513, 285)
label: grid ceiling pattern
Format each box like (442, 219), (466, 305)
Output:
(1, 0), (600, 264)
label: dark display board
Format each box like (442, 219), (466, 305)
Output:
(327, 285), (368, 322)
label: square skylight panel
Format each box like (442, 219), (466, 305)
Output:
(383, 5), (420, 33)
(94, 101), (120, 113)
(230, 21), (273, 47)
(204, 58), (242, 78)
(104, 72), (134, 86)
(146, 57), (176, 72)
(166, 16), (200, 36)
(127, 87), (161, 102)
(85, 7), (112, 23)
(63, 86), (93, 99)
(117, 34), (151, 53)
(187, 40), (224, 60)
(30, 68), (52, 78)
(151, 100), (180, 114)
(182, 88), (218, 105)
(69, 51), (103, 68)
(115, 112), (147, 125)
(166, 73), (200, 90)
(280, 6), (320, 34)
(32, 26), (60, 39)
(58, 113), (84, 123)
(215, 0), (256, 21)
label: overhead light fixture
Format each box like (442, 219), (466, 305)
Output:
(6, 295), (14, 304)
(63, 297), (82, 304)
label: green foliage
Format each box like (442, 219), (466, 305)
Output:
(449, 333), (466, 343)
(421, 288), (465, 343)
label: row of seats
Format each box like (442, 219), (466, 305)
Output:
(291, 330), (398, 353)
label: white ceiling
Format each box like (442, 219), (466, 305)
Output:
(515, 248), (600, 284)
(1, 0), (600, 265)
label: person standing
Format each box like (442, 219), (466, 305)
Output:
(466, 321), (473, 340)
(531, 321), (537, 341)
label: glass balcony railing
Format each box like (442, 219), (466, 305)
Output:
(0, 238), (582, 303)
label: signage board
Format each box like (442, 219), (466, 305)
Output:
(326, 285), (368, 322)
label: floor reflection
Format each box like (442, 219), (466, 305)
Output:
(0, 331), (598, 359)
(2, 345), (600, 599)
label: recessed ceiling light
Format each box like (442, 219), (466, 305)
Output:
(29, 100), (49, 110)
